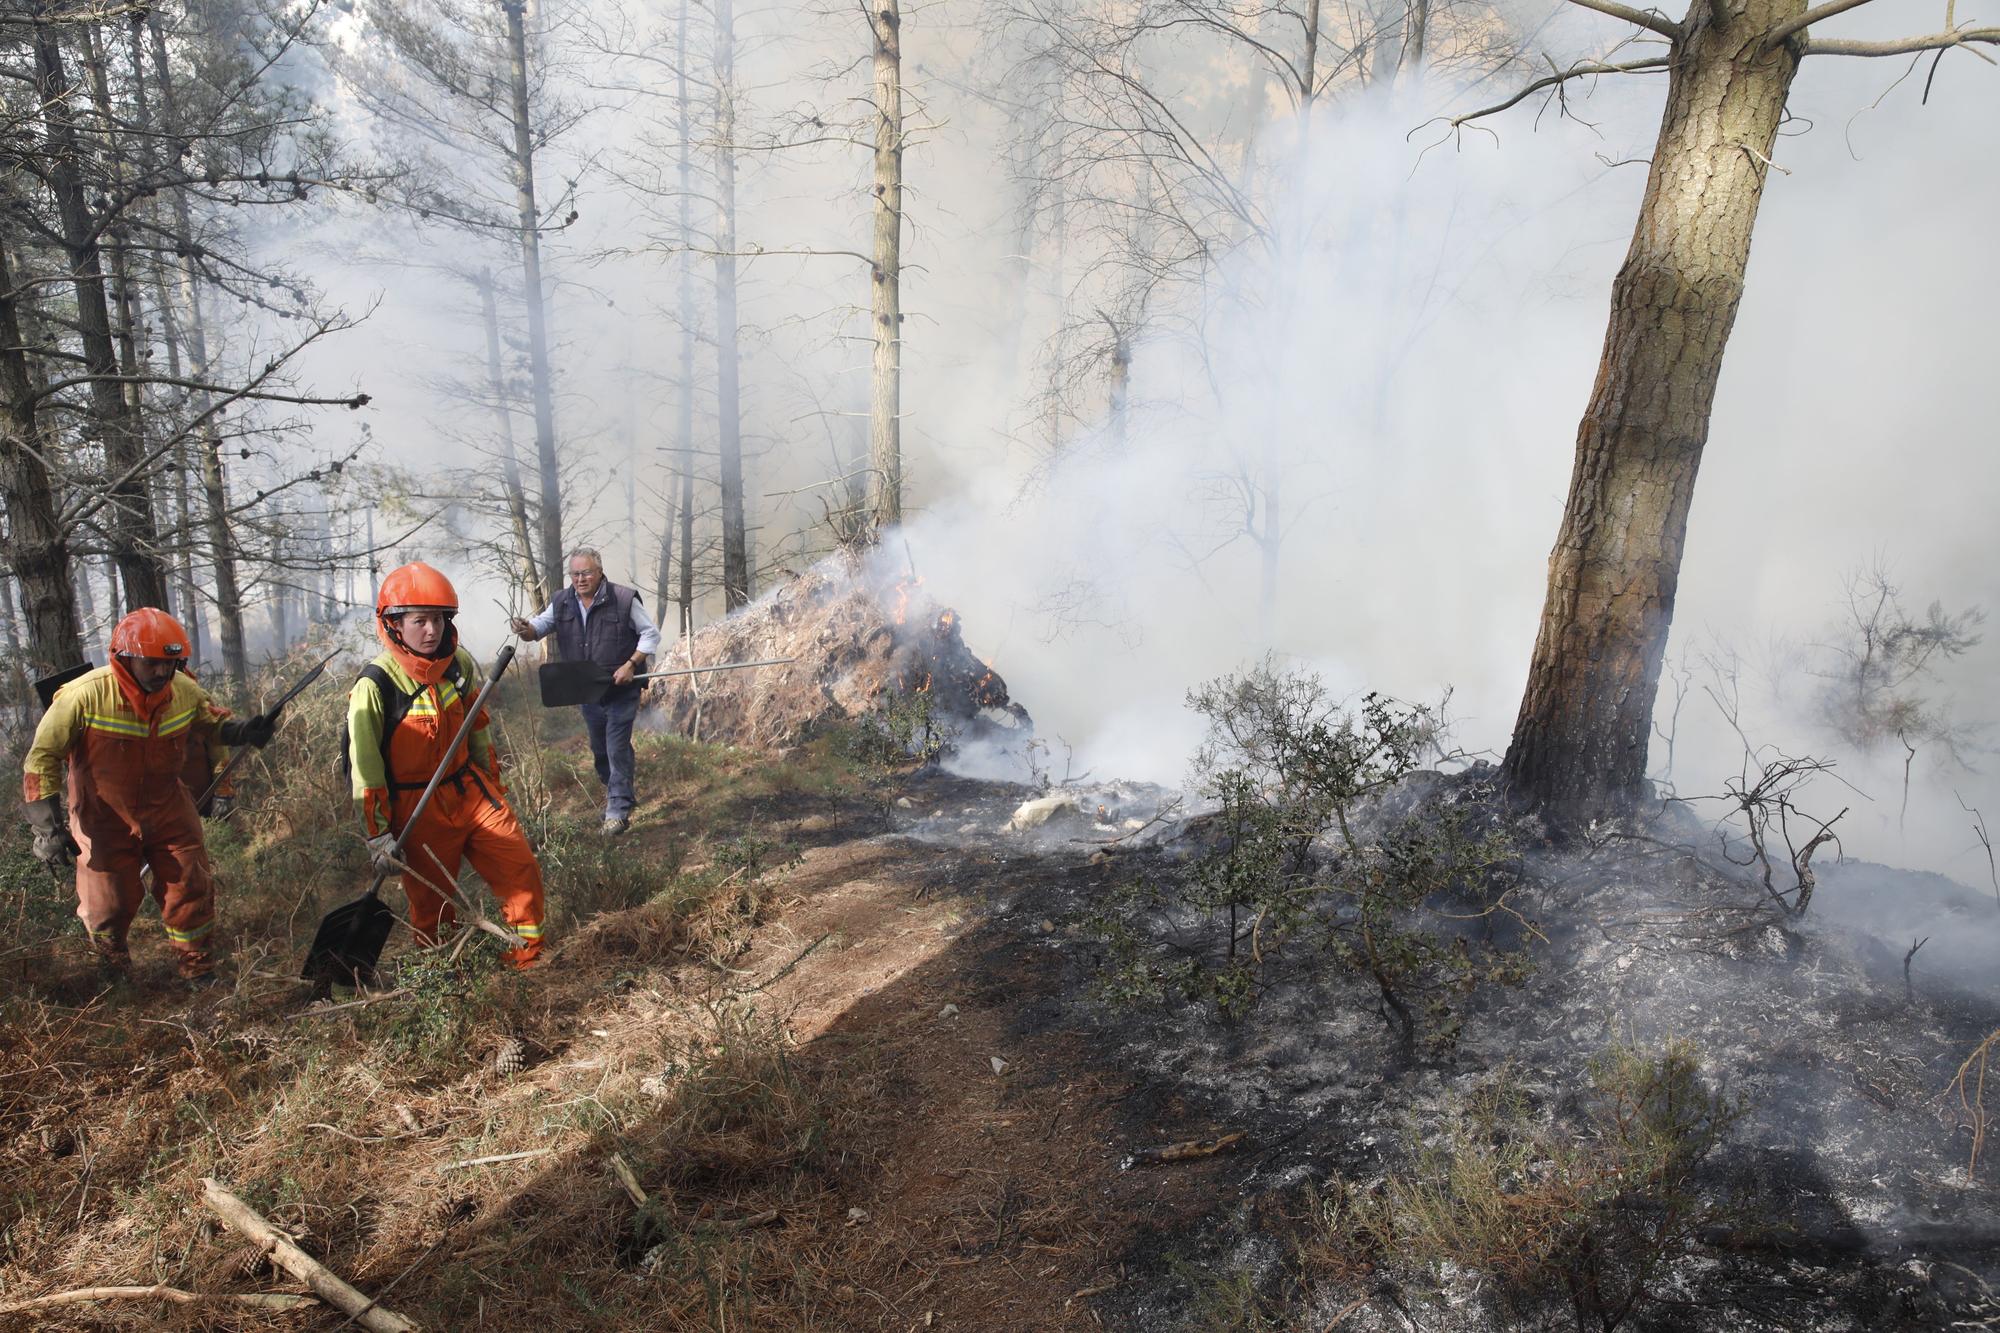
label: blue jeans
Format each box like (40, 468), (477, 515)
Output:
(580, 689), (640, 820)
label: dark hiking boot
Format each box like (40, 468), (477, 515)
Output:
(86, 932), (133, 978)
(176, 948), (220, 986)
(602, 816), (631, 837)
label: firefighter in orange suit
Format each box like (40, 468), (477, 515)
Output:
(347, 563), (546, 967)
(21, 609), (276, 980)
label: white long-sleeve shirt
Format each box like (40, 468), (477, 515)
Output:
(528, 586), (663, 656)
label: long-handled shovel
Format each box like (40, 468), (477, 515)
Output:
(301, 645), (517, 987)
(535, 656), (795, 709)
(196, 649), (338, 812)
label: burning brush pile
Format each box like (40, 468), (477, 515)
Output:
(644, 556), (1032, 762)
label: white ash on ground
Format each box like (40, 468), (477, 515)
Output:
(643, 555), (1031, 757)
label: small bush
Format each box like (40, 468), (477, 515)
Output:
(836, 687), (959, 767)
(1089, 661), (1524, 1044)
(1308, 1040), (1744, 1331)
(362, 943), (503, 1073)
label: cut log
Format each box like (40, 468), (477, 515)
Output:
(199, 1179), (419, 1333)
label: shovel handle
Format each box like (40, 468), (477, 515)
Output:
(633, 657), (796, 682)
(195, 650), (340, 810)
(368, 645), (518, 897)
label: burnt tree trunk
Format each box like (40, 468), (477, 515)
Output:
(1501, 0), (1802, 816)
(0, 237), (84, 674)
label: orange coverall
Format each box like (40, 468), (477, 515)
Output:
(346, 641), (545, 965)
(22, 661), (229, 958)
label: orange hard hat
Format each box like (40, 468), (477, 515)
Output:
(109, 607), (192, 660)
(378, 562), (458, 618)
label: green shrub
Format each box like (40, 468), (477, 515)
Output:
(1089, 661), (1524, 1044)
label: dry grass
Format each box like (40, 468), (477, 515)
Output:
(1300, 1041), (1743, 1331)
(0, 647), (899, 1330)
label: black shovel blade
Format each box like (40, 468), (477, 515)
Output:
(301, 891), (396, 986)
(538, 659), (614, 708)
(34, 661), (92, 709)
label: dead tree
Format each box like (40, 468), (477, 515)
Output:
(1481, 0), (2000, 819)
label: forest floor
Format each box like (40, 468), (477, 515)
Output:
(4, 690), (2000, 1331)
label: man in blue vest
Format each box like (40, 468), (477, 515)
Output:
(511, 548), (662, 835)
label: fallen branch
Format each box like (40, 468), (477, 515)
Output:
(737, 931), (830, 993)
(608, 1152), (649, 1208)
(413, 846), (528, 951)
(1120, 1131), (1245, 1169)
(437, 1149), (554, 1172)
(0, 1285), (313, 1315)
(199, 1178), (419, 1333)
(283, 988), (412, 1021)
(695, 1208), (782, 1232)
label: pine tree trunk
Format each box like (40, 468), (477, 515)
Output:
(504, 0), (564, 592)
(0, 237), (85, 674)
(1501, 0), (1804, 816)
(676, 0), (697, 635)
(477, 270), (545, 605)
(34, 26), (171, 612)
(147, 13), (244, 689)
(713, 0), (749, 610)
(868, 0), (904, 530)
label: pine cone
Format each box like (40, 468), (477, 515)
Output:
(232, 1244), (272, 1279)
(494, 1037), (527, 1077)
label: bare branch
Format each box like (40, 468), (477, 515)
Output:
(1439, 55), (1673, 129)
(1564, 0), (1682, 41)
(1764, 0), (1881, 49)
(1806, 26), (2000, 58)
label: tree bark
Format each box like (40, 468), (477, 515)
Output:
(1501, 0), (1804, 816)
(713, 0), (749, 610)
(0, 236), (85, 675)
(868, 0), (904, 530)
(147, 13), (246, 689)
(33, 26), (171, 612)
(476, 269), (545, 606)
(504, 0), (564, 594)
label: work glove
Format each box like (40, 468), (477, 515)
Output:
(207, 794), (236, 820)
(24, 797), (72, 868)
(218, 712), (277, 748)
(366, 833), (400, 873)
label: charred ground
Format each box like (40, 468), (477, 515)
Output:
(2, 634), (1998, 1330)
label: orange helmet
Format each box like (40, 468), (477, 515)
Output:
(109, 607), (192, 660)
(377, 562), (458, 619)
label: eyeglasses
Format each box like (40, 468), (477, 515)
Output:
(568, 569), (601, 580)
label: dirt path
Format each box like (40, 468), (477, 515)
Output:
(711, 822), (1234, 1331)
